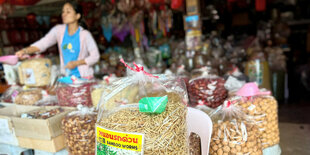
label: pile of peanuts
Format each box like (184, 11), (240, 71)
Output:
(210, 119), (262, 155)
(62, 113), (97, 155)
(189, 133), (201, 155)
(188, 78), (227, 108)
(237, 96), (280, 148)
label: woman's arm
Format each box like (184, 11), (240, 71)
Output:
(84, 31), (100, 66)
(65, 59), (86, 69)
(15, 25), (60, 58)
(15, 46), (40, 58)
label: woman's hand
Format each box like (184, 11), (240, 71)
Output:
(15, 50), (26, 59)
(65, 61), (78, 69)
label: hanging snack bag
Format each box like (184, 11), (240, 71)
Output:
(18, 58), (52, 87)
(62, 105), (97, 155)
(188, 67), (228, 108)
(209, 102), (263, 155)
(96, 59), (189, 155)
(235, 83), (280, 149)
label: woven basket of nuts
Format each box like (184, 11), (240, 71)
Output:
(209, 102), (263, 155)
(62, 105), (97, 155)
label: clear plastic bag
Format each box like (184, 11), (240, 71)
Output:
(96, 60), (189, 155)
(235, 93), (280, 149)
(35, 94), (58, 106)
(62, 105), (97, 155)
(1, 85), (22, 103)
(56, 81), (96, 107)
(209, 102), (263, 155)
(91, 75), (117, 108)
(15, 89), (43, 105)
(189, 132), (201, 155)
(188, 67), (228, 108)
(18, 58), (52, 87)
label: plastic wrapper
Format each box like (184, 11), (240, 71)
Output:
(189, 133), (201, 155)
(91, 75), (118, 108)
(96, 60), (189, 155)
(245, 49), (271, 90)
(209, 103), (263, 155)
(21, 107), (64, 119)
(188, 67), (228, 108)
(56, 81), (96, 107)
(62, 105), (97, 155)
(35, 95), (58, 106)
(176, 65), (190, 86)
(266, 47), (286, 71)
(235, 94), (280, 149)
(18, 58), (52, 87)
(1, 85), (22, 103)
(15, 89), (43, 105)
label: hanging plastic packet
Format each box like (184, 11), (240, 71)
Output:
(96, 59), (189, 154)
(209, 101), (263, 155)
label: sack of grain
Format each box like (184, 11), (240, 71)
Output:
(96, 60), (189, 155)
(18, 58), (52, 87)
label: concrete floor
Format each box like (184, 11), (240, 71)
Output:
(279, 123), (310, 155)
(278, 103), (310, 155)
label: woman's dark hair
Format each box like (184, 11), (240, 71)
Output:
(64, 0), (88, 29)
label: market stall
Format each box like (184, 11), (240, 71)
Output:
(0, 0), (290, 155)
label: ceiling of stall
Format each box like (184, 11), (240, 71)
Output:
(10, 0), (64, 17)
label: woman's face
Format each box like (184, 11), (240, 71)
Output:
(62, 3), (80, 24)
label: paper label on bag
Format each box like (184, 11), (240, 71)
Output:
(96, 125), (144, 155)
(248, 104), (256, 111)
(23, 68), (36, 84)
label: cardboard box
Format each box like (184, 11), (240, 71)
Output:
(12, 106), (74, 140)
(186, 0), (199, 15)
(0, 104), (39, 146)
(17, 134), (66, 153)
(0, 104), (74, 140)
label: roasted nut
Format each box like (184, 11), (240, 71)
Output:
(62, 113), (97, 155)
